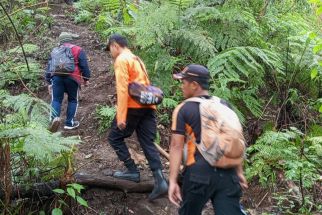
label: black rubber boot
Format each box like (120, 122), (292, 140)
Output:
(113, 158), (140, 183)
(113, 169), (140, 183)
(148, 169), (168, 200)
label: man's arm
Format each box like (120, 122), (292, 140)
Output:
(78, 50), (91, 82)
(45, 57), (52, 85)
(114, 58), (129, 129)
(168, 133), (184, 207)
(169, 134), (184, 183)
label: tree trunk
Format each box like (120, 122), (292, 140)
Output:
(0, 139), (12, 209)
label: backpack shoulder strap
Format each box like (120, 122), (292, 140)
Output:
(133, 55), (151, 84)
(184, 96), (220, 104)
(184, 97), (203, 103)
(133, 56), (147, 75)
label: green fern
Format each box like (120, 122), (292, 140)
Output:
(207, 46), (284, 82)
(102, 0), (121, 11)
(246, 127), (321, 189)
(167, 0), (196, 9)
(7, 44), (39, 55)
(0, 91), (80, 184)
(95, 105), (116, 133)
(172, 29), (217, 63)
(132, 3), (178, 49)
(74, 9), (93, 24)
(160, 98), (179, 109)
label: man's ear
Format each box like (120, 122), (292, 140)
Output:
(112, 42), (120, 50)
(191, 81), (200, 90)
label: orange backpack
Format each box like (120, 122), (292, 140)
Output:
(184, 96), (246, 168)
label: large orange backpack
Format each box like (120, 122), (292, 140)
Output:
(184, 96), (246, 168)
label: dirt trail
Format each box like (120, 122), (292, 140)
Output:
(40, 4), (181, 215)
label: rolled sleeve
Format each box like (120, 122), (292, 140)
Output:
(114, 58), (129, 124)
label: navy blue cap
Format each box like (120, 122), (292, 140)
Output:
(173, 64), (210, 80)
(106, 34), (128, 51)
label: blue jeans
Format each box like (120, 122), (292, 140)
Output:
(51, 76), (78, 126)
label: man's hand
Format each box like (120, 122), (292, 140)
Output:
(84, 80), (89, 87)
(48, 85), (52, 95)
(117, 122), (126, 130)
(237, 171), (248, 190)
(168, 181), (182, 207)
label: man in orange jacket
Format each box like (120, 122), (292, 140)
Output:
(106, 34), (168, 200)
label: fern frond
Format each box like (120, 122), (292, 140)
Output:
(172, 29), (217, 63)
(207, 46), (283, 84)
(3, 93), (50, 125)
(167, 0), (196, 9)
(240, 90), (263, 117)
(101, 0), (121, 12)
(132, 3), (179, 49)
(96, 105), (116, 133)
(0, 127), (79, 161)
(160, 98), (179, 109)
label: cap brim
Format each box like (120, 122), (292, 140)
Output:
(173, 73), (185, 80)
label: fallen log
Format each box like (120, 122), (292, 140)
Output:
(74, 172), (154, 193)
(0, 172), (155, 200)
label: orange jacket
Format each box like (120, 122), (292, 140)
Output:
(114, 48), (156, 123)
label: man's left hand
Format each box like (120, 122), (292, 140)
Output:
(117, 122), (126, 130)
(48, 85), (52, 95)
(237, 172), (248, 190)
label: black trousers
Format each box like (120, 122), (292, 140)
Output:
(179, 153), (246, 215)
(108, 108), (162, 171)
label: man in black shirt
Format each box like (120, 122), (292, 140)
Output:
(168, 64), (248, 215)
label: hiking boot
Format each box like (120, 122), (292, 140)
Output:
(64, 121), (80, 130)
(49, 117), (61, 133)
(113, 170), (140, 183)
(148, 169), (168, 201)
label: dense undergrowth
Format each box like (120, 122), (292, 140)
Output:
(0, 0), (321, 214)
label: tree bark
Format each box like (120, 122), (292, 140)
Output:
(74, 172), (154, 193)
(0, 140), (12, 209)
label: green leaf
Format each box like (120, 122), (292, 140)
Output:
(67, 187), (76, 199)
(311, 68), (318, 79)
(76, 196), (88, 208)
(308, 32), (317, 40)
(317, 6), (322, 15)
(319, 105), (322, 113)
(53, 189), (65, 194)
(58, 200), (69, 207)
(67, 183), (84, 193)
(39, 211), (46, 215)
(52, 208), (62, 215)
(313, 44), (322, 54)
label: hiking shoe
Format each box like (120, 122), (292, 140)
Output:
(64, 121), (80, 130)
(49, 117), (61, 133)
(113, 170), (140, 183)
